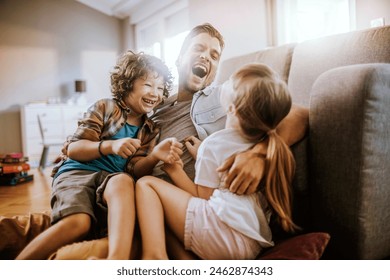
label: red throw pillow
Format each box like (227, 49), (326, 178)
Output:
(257, 232), (330, 260)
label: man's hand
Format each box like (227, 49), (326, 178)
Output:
(217, 149), (265, 195)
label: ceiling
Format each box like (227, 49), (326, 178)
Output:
(76, 0), (182, 21)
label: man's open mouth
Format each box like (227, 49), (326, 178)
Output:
(192, 65), (207, 78)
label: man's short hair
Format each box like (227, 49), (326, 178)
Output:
(179, 23), (225, 57)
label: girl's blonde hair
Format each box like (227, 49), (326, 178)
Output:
(231, 63), (298, 233)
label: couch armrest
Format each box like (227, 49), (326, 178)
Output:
(308, 63), (390, 259)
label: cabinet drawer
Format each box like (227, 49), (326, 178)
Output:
(39, 122), (64, 138)
(63, 106), (86, 121)
(24, 107), (62, 124)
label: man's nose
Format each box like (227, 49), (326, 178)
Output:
(200, 53), (210, 62)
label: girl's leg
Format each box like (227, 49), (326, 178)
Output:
(136, 176), (192, 260)
(102, 173), (136, 260)
(166, 228), (199, 260)
(15, 213), (91, 260)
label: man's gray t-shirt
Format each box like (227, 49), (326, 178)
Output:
(151, 95), (197, 181)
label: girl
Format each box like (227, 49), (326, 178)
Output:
(16, 51), (182, 260)
(136, 63), (299, 260)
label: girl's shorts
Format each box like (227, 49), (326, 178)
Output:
(184, 197), (262, 260)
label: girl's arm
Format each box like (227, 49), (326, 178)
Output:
(132, 138), (183, 179)
(162, 161), (214, 200)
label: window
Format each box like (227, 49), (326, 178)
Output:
(275, 0), (355, 45)
(136, 7), (189, 86)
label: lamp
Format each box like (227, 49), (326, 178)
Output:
(74, 80), (87, 105)
(75, 80), (86, 93)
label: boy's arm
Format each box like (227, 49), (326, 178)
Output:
(219, 104), (309, 195)
(67, 138), (141, 161)
(67, 139), (102, 161)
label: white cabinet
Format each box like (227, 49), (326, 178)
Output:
(20, 103), (88, 168)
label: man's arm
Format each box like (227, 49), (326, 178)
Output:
(276, 104), (309, 146)
(219, 104), (309, 195)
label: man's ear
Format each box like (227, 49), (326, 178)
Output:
(228, 104), (236, 115)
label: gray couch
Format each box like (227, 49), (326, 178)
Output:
(214, 25), (390, 260)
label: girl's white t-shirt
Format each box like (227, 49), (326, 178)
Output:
(194, 128), (274, 248)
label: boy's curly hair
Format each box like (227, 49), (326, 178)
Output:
(110, 50), (173, 100)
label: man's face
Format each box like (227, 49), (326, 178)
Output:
(177, 33), (222, 93)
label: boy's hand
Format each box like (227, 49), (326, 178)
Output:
(112, 138), (141, 158)
(217, 149), (265, 195)
(184, 135), (202, 159)
(152, 137), (183, 164)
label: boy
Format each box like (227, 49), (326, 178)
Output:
(16, 51), (182, 260)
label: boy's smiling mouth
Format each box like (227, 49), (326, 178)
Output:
(142, 98), (157, 105)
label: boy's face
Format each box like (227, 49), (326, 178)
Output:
(177, 33), (222, 94)
(125, 72), (165, 115)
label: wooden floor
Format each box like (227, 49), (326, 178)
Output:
(0, 168), (52, 217)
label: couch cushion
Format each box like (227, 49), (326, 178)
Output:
(288, 25), (390, 106)
(309, 63), (390, 259)
(214, 43), (296, 85)
(258, 232), (330, 260)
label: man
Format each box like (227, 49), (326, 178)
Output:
(152, 23), (308, 194)
(147, 23), (308, 260)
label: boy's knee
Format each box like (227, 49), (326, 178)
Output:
(109, 174), (134, 189)
(104, 174), (135, 199)
(61, 213), (91, 237)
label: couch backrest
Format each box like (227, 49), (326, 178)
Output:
(214, 43), (296, 85)
(288, 25), (390, 107)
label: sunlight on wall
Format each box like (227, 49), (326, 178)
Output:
(164, 31), (189, 85)
(276, 0), (353, 44)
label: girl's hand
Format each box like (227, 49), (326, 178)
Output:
(151, 137), (183, 164)
(184, 135), (202, 159)
(161, 158), (184, 174)
(112, 138), (141, 158)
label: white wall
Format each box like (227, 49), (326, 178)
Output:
(355, 0), (390, 30)
(0, 0), (123, 153)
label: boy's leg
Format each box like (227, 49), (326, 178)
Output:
(102, 173), (136, 260)
(15, 213), (91, 260)
(136, 176), (192, 260)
